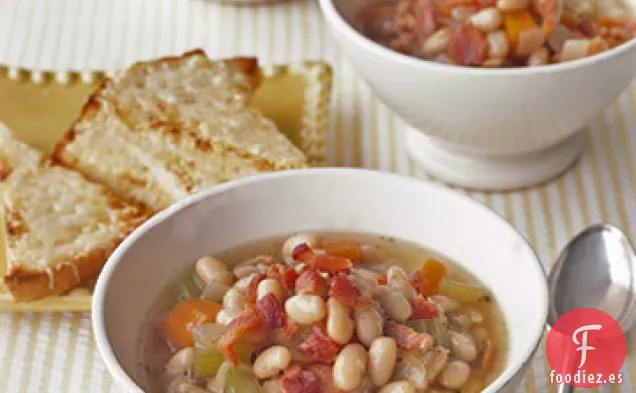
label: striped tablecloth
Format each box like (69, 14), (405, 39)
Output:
(1, 0), (635, 392)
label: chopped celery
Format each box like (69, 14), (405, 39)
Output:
(170, 268), (206, 301)
(224, 364), (264, 393)
(192, 323), (253, 379)
(406, 319), (429, 333)
(438, 280), (492, 305)
(408, 318), (449, 347)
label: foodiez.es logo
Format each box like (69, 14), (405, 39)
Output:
(546, 308), (626, 388)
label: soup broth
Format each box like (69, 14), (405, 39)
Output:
(137, 232), (508, 393)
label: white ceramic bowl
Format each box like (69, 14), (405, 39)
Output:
(92, 168), (548, 393)
(318, 0), (636, 190)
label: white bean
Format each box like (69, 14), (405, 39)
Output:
(560, 38), (592, 62)
(378, 381), (416, 393)
(201, 282), (231, 303)
(487, 30), (509, 59)
(333, 344), (368, 391)
(367, 337), (397, 387)
(426, 346), (450, 382)
(235, 274), (257, 291)
(375, 286), (412, 322)
(285, 294), (326, 325)
(166, 347), (194, 375)
(327, 298), (355, 345)
(450, 331), (478, 362)
(233, 265), (263, 279)
(469, 8), (502, 32)
(355, 307), (384, 347)
(422, 28), (452, 57)
(527, 47), (549, 66)
(253, 346), (292, 379)
(430, 295), (460, 313)
(451, 7), (474, 21)
(195, 256), (229, 284)
(439, 360), (471, 389)
(216, 308), (245, 326)
(282, 233), (319, 259)
(386, 266), (417, 301)
(257, 278), (285, 303)
(497, 0), (528, 11)
(223, 288), (246, 310)
(516, 27), (546, 56)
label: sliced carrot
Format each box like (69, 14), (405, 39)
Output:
(322, 241), (362, 262)
(158, 299), (222, 349)
(417, 258), (447, 296)
(598, 16), (626, 28)
(503, 11), (537, 48)
(312, 254), (353, 273)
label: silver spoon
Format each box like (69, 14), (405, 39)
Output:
(547, 223), (636, 393)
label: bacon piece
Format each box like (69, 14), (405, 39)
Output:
(306, 364), (342, 393)
(281, 365), (321, 393)
(414, 0), (437, 39)
(297, 326), (342, 363)
(313, 254), (353, 273)
(246, 273), (267, 304)
(578, 18), (598, 37)
(384, 321), (434, 351)
(295, 268), (328, 297)
(447, 24), (488, 66)
(217, 311), (262, 365)
(256, 293), (285, 329)
(281, 319), (299, 340)
(268, 264), (299, 290)
(292, 243), (314, 262)
(329, 274), (369, 308)
(411, 296), (440, 319)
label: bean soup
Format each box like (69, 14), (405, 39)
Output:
(354, 0), (636, 67)
(137, 232), (508, 393)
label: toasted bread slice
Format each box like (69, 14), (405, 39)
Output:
(0, 125), (148, 302)
(53, 50), (308, 212)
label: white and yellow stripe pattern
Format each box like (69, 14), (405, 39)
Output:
(0, 0), (635, 392)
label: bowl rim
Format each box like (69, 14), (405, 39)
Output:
(92, 167), (549, 393)
(317, 0), (636, 76)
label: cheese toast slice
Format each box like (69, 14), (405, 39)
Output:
(53, 50), (308, 212)
(0, 125), (148, 302)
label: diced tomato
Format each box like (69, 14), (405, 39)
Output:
(384, 321), (434, 351)
(329, 274), (361, 308)
(293, 243), (314, 262)
(280, 365), (321, 393)
(414, 0), (437, 39)
(158, 299), (221, 349)
(313, 254), (353, 273)
(268, 264), (299, 290)
(256, 293), (285, 329)
(246, 273), (268, 304)
(322, 241), (363, 262)
(217, 311), (262, 365)
(296, 268), (328, 297)
(447, 24), (488, 66)
(415, 258), (447, 296)
(411, 296), (440, 319)
(297, 326), (342, 363)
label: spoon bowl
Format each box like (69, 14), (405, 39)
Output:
(548, 224), (636, 331)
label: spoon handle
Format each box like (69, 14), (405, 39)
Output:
(557, 383), (575, 393)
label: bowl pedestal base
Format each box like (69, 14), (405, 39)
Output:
(405, 128), (585, 191)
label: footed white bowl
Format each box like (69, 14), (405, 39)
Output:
(318, 0), (636, 190)
(92, 168), (548, 392)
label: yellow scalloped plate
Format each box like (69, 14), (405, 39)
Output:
(0, 61), (332, 311)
